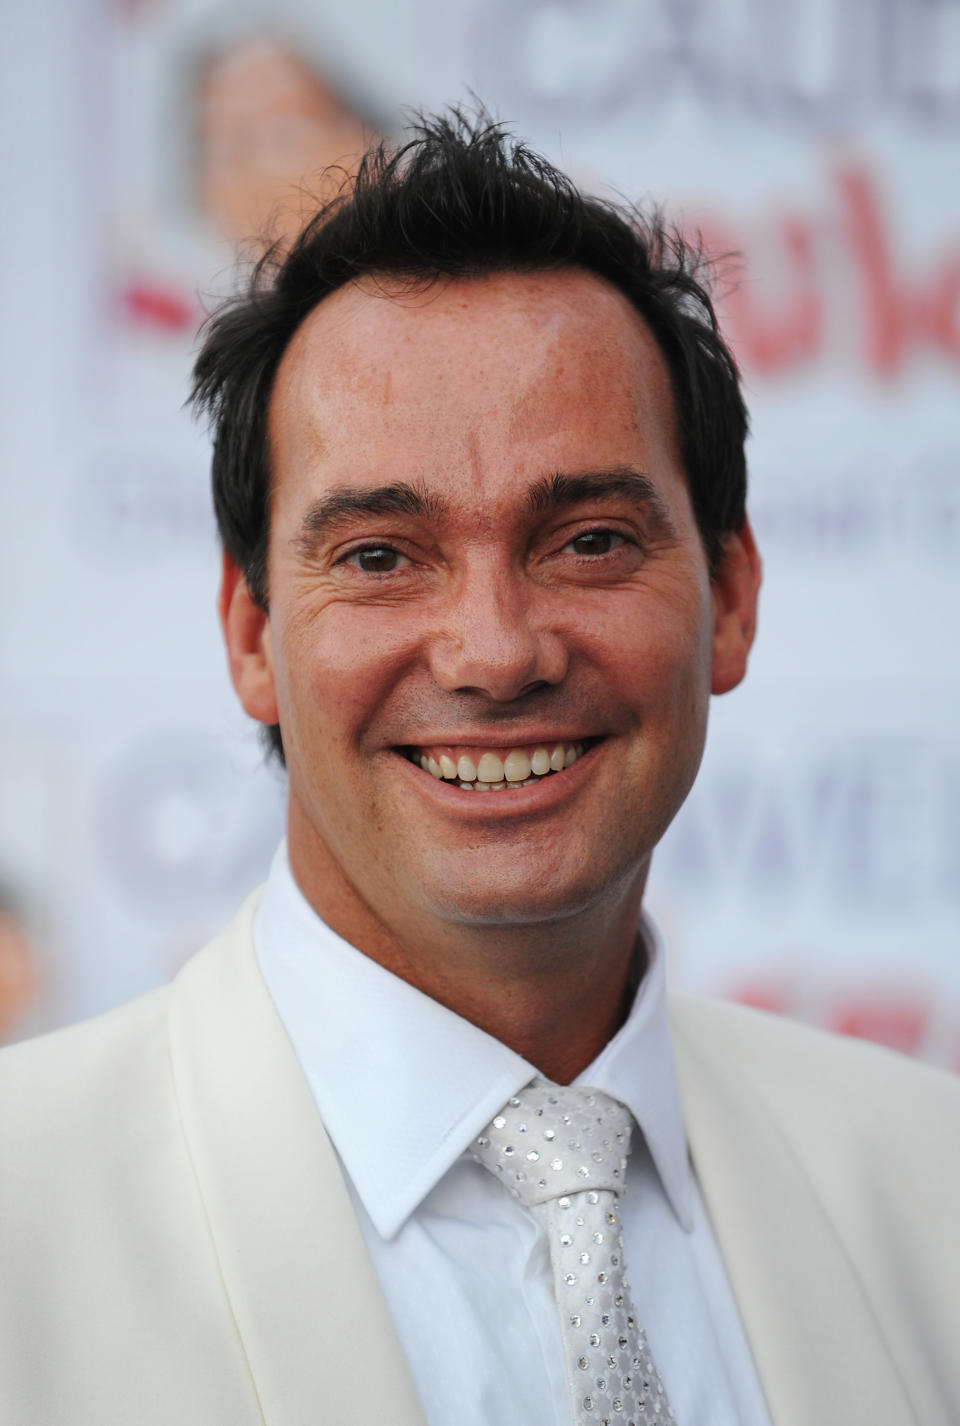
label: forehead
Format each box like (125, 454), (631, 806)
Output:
(268, 268), (681, 507)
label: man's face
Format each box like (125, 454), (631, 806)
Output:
(223, 270), (758, 942)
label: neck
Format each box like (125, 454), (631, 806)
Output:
(288, 837), (648, 1084)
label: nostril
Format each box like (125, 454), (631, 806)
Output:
(427, 621), (569, 700)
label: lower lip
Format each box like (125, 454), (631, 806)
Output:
(391, 743), (601, 816)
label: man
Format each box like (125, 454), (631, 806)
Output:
(1, 112), (957, 1426)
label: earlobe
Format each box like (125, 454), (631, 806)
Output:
(218, 552), (280, 726)
(710, 521), (762, 696)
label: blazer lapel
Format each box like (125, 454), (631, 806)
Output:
(670, 999), (920, 1426)
(167, 895), (427, 1426)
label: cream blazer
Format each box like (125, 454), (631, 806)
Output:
(1, 893), (958, 1425)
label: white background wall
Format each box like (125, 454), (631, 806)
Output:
(1, 0), (957, 1064)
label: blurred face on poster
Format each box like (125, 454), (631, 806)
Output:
(197, 38), (376, 249)
(0, 903), (37, 1039)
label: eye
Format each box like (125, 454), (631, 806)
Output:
(344, 545), (410, 573)
(564, 529), (626, 556)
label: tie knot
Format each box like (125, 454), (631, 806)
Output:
(472, 1080), (633, 1207)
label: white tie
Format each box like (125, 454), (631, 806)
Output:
(473, 1079), (676, 1425)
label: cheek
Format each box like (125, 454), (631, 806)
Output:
(273, 602), (416, 749)
(583, 581), (713, 706)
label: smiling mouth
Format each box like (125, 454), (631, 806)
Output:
(402, 740), (594, 791)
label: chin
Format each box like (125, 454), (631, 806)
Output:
(415, 858), (629, 931)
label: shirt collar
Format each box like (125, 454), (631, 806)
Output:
(254, 842), (694, 1240)
(573, 913), (694, 1230)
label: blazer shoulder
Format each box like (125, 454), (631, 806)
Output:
(0, 888), (265, 1137)
(0, 982), (173, 1132)
(670, 996), (960, 1426)
(0, 898), (273, 1426)
(669, 991), (960, 1196)
(669, 991), (960, 1109)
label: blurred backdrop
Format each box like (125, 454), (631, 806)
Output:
(1, 0), (958, 1064)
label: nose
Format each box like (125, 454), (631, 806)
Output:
(427, 560), (568, 701)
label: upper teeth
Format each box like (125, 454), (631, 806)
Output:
(412, 743), (584, 789)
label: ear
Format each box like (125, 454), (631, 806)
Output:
(218, 551), (280, 726)
(710, 520), (762, 696)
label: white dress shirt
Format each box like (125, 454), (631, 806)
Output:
(255, 844), (773, 1426)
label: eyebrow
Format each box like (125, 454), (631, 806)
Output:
(293, 467), (678, 556)
(526, 469), (678, 538)
(294, 482), (448, 557)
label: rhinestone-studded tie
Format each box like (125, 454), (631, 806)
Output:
(473, 1080), (676, 1426)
